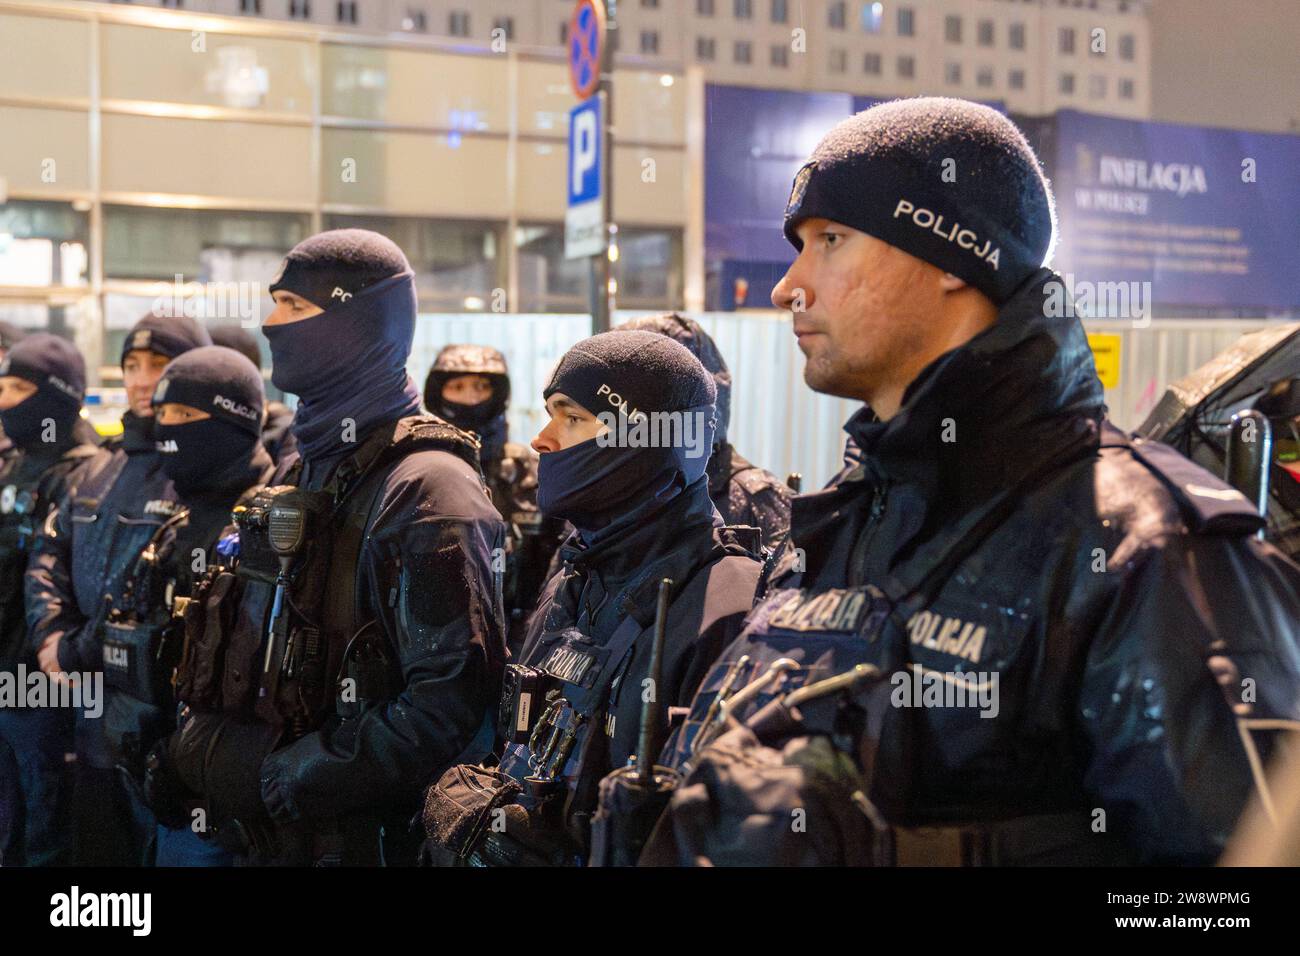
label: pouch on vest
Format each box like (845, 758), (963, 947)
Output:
(174, 566), (240, 711)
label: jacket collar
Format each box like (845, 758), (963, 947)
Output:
(551, 477), (720, 629)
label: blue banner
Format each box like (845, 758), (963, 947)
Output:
(1053, 110), (1300, 311)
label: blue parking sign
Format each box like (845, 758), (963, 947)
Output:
(566, 95), (606, 259)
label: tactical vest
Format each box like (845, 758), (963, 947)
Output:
(103, 473), (274, 779)
(174, 417), (485, 741)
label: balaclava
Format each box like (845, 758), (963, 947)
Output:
(783, 97), (1056, 305)
(423, 344), (511, 461)
(152, 346), (265, 495)
(539, 330), (716, 533)
(263, 229), (421, 464)
(0, 333), (85, 450)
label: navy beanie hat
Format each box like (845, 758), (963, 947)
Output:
(151, 346), (264, 436)
(544, 330), (715, 420)
(122, 312), (213, 366)
(209, 324), (264, 370)
(1, 333), (85, 410)
(269, 228), (411, 311)
(783, 97), (1056, 304)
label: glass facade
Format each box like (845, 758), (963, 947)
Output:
(0, 5), (689, 379)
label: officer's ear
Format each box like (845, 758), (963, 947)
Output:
(939, 272), (969, 293)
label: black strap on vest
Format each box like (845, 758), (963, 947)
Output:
(315, 416), (485, 656)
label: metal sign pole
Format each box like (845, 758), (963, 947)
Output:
(590, 4), (616, 333)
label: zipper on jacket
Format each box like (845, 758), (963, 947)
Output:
(848, 483), (887, 587)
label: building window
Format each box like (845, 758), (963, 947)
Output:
(1009, 22), (1025, 50)
(977, 66), (994, 88)
(1089, 74), (1107, 98)
(771, 44), (789, 68)
(734, 0), (753, 19)
(491, 17), (514, 40)
(897, 6), (914, 37)
(771, 0), (788, 24)
(559, 22), (567, 44)
(448, 10), (470, 37)
(401, 9), (426, 32)
(1120, 33), (1135, 60)
(288, 0), (309, 19)
(945, 62), (962, 85)
(641, 30), (660, 54)
(642, 0), (659, 7)
(1008, 68), (1025, 90)
(240, 0), (261, 13)
(696, 36), (716, 60)
(829, 48), (847, 73)
(697, 0), (714, 15)
(1059, 26), (1075, 54)
(897, 55), (915, 79)
(1119, 78), (1135, 99)
(828, 1), (846, 30)
(161, 0), (184, 8)
(945, 15), (962, 43)
(863, 52), (881, 75)
(1059, 72), (1075, 95)
(861, 1), (882, 33)
(336, 1), (357, 23)
(977, 19), (994, 46)
(734, 40), (752, 64)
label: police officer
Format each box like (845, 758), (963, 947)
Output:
(641, 98), (1300, 865)
(423, 330), (761, 866)
(0, 334), (104, 865)
(0, 322), (29, 457)
(100, 346), (275, 866)
(614, 314), (792, 553)
(27, 312), (211, 866)
(158, 229), (505, 866)
(423, 344), (564, 651)
(209, 324), (296, 464)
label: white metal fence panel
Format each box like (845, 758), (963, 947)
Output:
(411, 312), (1292, 494)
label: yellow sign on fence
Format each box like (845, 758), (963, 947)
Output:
(1087, 333), (1122, 389)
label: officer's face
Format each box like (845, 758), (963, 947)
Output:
(772, 218), (952, 418)
(265, 291), (324, 327)
(155, 402), (211, 426)
(0, 376), (37, 411)
(443, 375), (493, 405)
(122, 350), (173, 417)
(532, 393), (608, 453)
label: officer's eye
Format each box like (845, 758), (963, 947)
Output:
(567, 416), (582, 426)
(821, 232), (842, 247)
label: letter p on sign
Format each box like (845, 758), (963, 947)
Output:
(570, 101), (600, 202)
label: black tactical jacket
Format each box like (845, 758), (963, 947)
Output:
(176, 417), (509, 862)
(27, 415), (178, 676)
(0, 426), (103, 671)
(681, 267), (1300, 864)
(500, 479), (762, 859)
